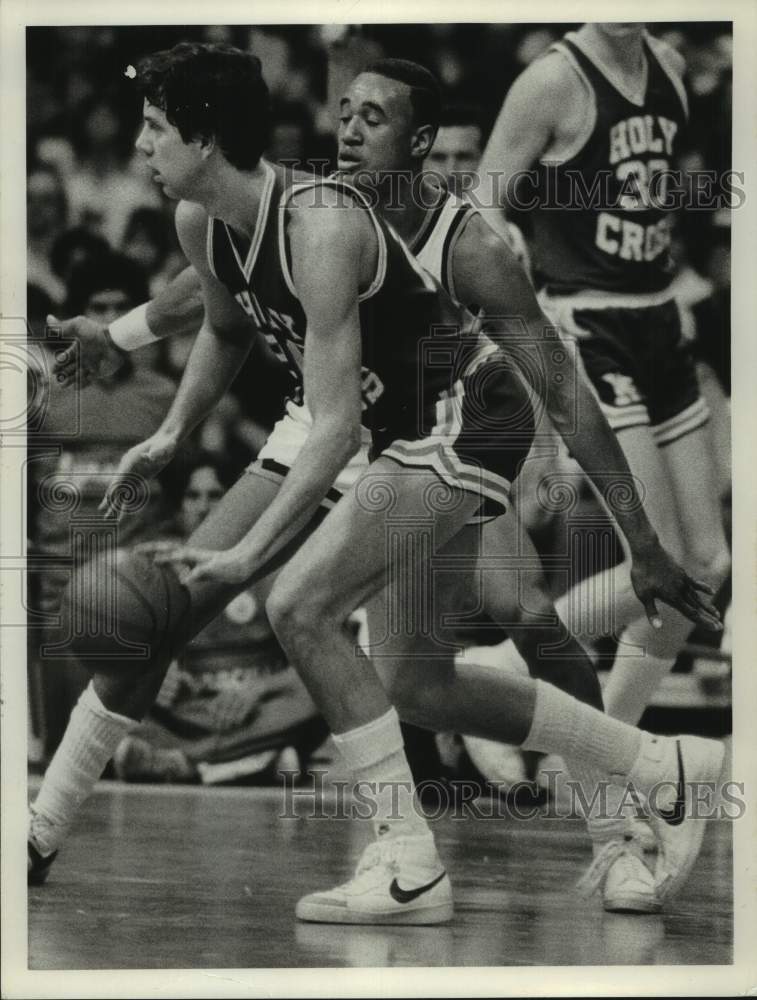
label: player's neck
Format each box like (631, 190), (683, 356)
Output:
(378, 171), (437, 244)
(580, 24), (645, 78)
(199, 159), (272, 234)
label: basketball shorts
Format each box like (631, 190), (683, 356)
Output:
(375, 349), (536, 521)
(251, 399), (371, 509)
(249, 349), (535, 521)
(540, 289), (710, 446)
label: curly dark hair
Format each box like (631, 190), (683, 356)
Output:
(134, 42), (271, 170)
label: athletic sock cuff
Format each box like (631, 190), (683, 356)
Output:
(332, 707), (403, 771)
(80, 682), (137, 731)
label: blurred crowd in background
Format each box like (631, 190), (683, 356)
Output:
(26, 22), (733, 789)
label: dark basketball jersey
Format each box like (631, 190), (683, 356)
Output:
(531, 32), (688, 295)
(206, 161), (483, 438)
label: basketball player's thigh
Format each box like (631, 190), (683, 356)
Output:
(272, 458), (482, 623)
(188, 467), (281, 549)
(178, 468), (288, 625)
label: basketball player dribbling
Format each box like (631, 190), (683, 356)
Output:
(35, 43), (723, 926)
(475, 15), (731, 853)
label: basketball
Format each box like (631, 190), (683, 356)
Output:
(56, 548), (188, 673)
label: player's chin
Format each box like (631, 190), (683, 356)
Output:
(600, 22), (643, 37)
(159, 182), (181, 201)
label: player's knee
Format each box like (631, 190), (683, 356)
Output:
(266, 576), (328, 650)
(683, 539), (731, 590)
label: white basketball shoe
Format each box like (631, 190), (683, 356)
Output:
(295, 833), (453, 925)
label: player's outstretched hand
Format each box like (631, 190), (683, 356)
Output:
(153, 545), (252, 585)
(100, 431), (179, 522)
(630, 540), (722, 632)
(48, 313), (128, 388)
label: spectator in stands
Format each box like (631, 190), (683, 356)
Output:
(425, 104), (531, 271)
(112, 455), (327, 785)
(66, 95), (162, 247)
(50, 227), (111, 290)
(121, 206), (186, 295)
(28, 251), (177, 752)
(27, 163), (69, 306)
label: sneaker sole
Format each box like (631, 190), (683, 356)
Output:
(295, 900), (454, 925)
(603, 892), (662, 915)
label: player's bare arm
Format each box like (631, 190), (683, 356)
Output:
(100, 199), (254, 518)
(51, 265), (204, 388)
(475, 50), (590, 221)
(159, 189), (367, 584)
(452, 214), (721, 631)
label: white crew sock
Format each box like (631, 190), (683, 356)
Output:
(522, 679), (641, 777)
(30, 682), (136, 856)
(603, 648), (678, 725)
(332, 707), (431, 842)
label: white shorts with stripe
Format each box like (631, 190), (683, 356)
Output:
(250, 400), (371, 507)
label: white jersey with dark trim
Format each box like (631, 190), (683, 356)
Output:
(410, 188), (477, 302)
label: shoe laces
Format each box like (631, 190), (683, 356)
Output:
(358, 837), (401, 875)
(29, 808), (62, 858)
(333, 838), (403, 895)
(577, 836), (646, 898)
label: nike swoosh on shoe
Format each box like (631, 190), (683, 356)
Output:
(389, 871), (447, 904)
(657, 739), (685, 826)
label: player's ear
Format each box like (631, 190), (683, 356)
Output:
(411, 124), (436, 161)
(198, 133), (216, 159)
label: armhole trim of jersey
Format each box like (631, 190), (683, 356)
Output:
(277, 191), (298, 300)
(206, 216), (218, 279)
(277, 179), (388, 303)
(358, 203), (388, 302)
(540, 41), (598, 165)
(646, 34), (689, 121)
(443, 205), (475, 303)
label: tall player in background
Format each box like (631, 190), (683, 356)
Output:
(43, 52), (723, 917)
(476, 20), (731, 817)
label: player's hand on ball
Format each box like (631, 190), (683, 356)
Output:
(153, 545), (252, 585)
(100, 431), (179, 521)
(48, 313), (128, 388)
(630, 541), (722, 632)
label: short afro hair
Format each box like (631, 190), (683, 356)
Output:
(134, 42), (271, 170)
(364, 58), (442, 133)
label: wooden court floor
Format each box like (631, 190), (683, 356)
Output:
(28, 780), (733, 970)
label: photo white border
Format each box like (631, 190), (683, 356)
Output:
(2, 0), (756, 996)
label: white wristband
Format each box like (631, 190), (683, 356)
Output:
(107, 302), (157, 351)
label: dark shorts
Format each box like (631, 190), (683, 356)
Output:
(541, 292), (710, 446)
(375, 349), (536, 521)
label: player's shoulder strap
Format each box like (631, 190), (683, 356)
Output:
(205, 161), (278, 283)
(439, 195), (479, 302)
(644, 32), (690, 120)
(538, 33), (597, 100)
